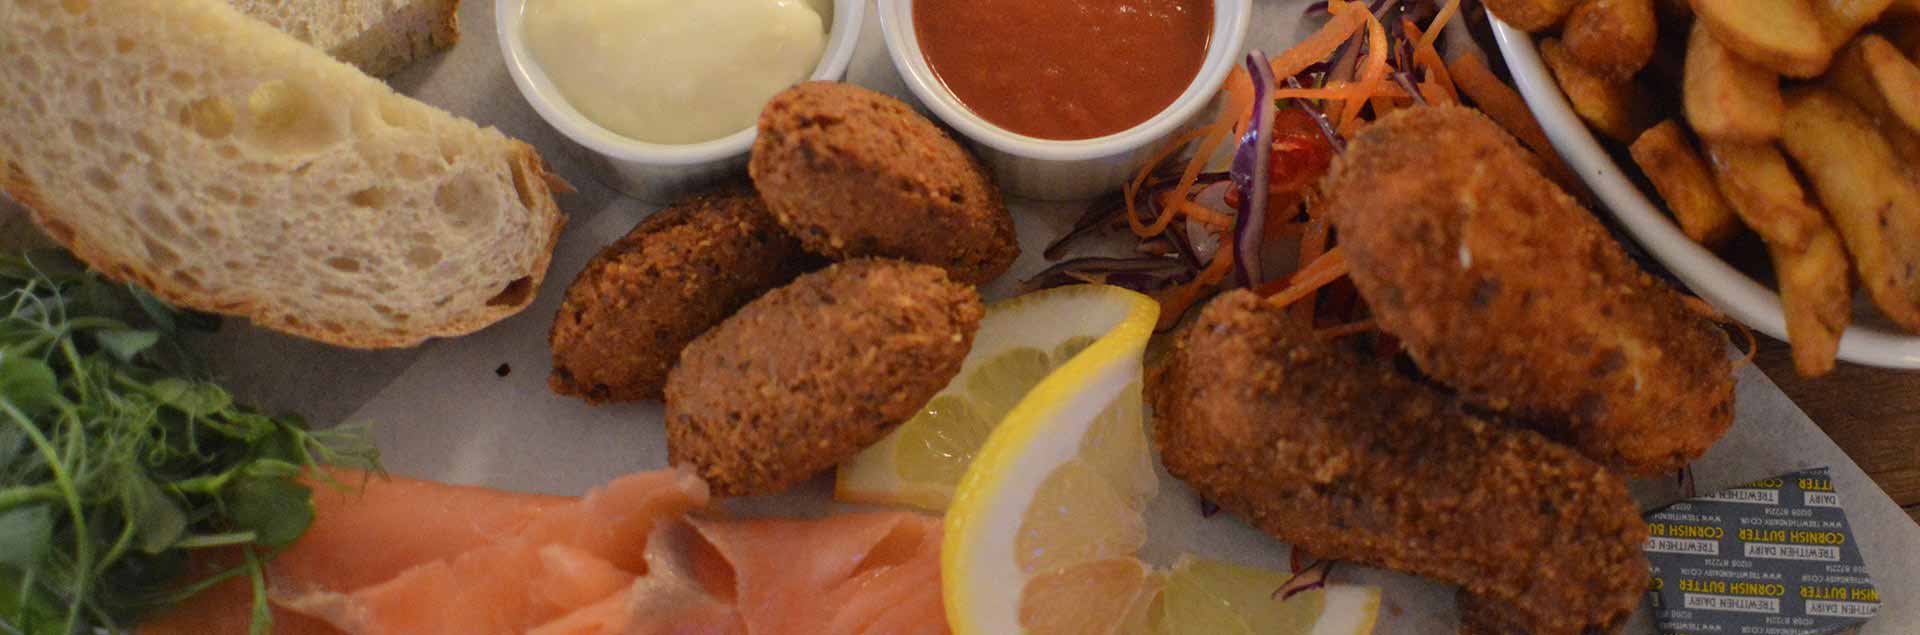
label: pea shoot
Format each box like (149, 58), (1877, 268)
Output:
(0, 250), (378, 635)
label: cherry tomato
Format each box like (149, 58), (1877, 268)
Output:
(1225, 106), (1336, 210)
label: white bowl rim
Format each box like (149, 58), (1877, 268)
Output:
(875, 0), (1254, 162)
(1488, 13), (1920, 369)
(496, 0), (865, 167)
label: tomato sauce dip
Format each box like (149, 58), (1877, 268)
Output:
(913, 0), (1213, 141)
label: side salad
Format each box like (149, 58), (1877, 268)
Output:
(0, 250), (377, 635)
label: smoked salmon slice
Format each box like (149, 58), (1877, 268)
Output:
(281, 543), (635, 635)
(530, 520), (745, 635)
(273, 469), (573, 594)
(140, 469), (569, 635)
(618, 513), (950, 635)
(276, 467), (710, 635)
(512, 467), (712, 572)
(140, 468), (950, 635)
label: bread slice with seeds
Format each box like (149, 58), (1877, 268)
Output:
(0, 0), (567, 348)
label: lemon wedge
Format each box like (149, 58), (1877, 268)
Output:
(835, 285), (1141, 511)
(940, 285), (1161, 634)
(1154, 557), (1382, 635)
(933, 286), (1383, 635)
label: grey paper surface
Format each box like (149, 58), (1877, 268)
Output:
(3, 1), (1914, 633)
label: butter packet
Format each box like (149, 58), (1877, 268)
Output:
(1643, 467), (1880, 635)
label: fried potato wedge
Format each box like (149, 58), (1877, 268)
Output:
(1485, 0), (1579, 31)
(1824, 36), (1920, 169)
(1770, 225), (1854, 377)
(1541, 38), (1659, 142)
(1701, 140), (1825, 251)
(1684, 22), (1785, 141)
(1858, 35), (1920, 133)
(1811, 0), (1894, 46)
(1693, 0), (1835, 78)
(1781, 88), (1920, 332)
(1564, 0), (1658, 80)
(1631, 121), (1740, 246)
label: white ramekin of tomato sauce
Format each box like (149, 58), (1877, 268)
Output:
(878, 0), (1253, 201)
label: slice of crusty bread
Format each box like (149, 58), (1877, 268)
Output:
(229, 0), (460, 77)
(0, 0), (567, 349)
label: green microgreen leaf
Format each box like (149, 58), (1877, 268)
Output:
(0, 247), (379, 633)
(224, 477), (313, 549)
(91, 329), (160, 363)
(0, 504), (52, 568)
(124, 477), (188, 555)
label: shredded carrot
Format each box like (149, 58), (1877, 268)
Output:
(1447, 51), (1587, 195)
(1125, 126), (1210, 237)
(1415, 0), (1462, 65)
(1402, 20), (1459, 104)
(1732, 320), (1758, 370)
(1680, 296), (1758, 370)
(1225, 65), (1255, 138)
(1337, 11), (1390, 136)
(1161, 120), (1234, 231)
(1313, 319), (1377, 339)
(1156, 250), (1236, 330)
(1289, 219), (1334, 322)
(1261, 247), (1348, 311)
(1133, 93), (1241, 240)
(1170, 198), (1235, 228)
(1271, 7), (1370, 79)
(1447, 51), (1552, 157)
(1271, 82), (1409, 103)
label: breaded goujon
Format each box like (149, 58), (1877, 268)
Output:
(750, 82), (1019, 285)
(549, 187), (812, 403)
(1324, 105), (1734, 477)
(1148, 291), (1649, 635)
(666, 259), (983, 496)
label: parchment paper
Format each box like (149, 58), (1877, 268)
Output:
(5, 1), (1912, 632)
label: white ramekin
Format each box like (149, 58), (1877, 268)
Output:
(876, 0), (1252, 201)
(498, 0), (865, 202)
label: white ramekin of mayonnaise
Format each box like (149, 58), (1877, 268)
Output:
(499, 0), (863, 202)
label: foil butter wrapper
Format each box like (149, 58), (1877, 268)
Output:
(1644, 467), (1880, 635)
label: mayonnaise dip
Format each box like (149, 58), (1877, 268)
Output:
(521, 0), (826, 145)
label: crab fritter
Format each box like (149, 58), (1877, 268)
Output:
(665, 259), (984, 496)
(749, 81), (1019, 285)
(1323, 105), (1734, 477)
(1148, 290), (1650, 635)
(548, 187), (811, 404)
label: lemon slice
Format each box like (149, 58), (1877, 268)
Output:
(935, 287), (1382, 635)
(941, 285), (1161, 634)
(835, 285), (1139, 511)
(1153, 557), (1382, 635)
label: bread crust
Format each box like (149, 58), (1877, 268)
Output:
(230, 0), (463, 77)
(3, 147), (566, 349)
(0, 0), (570, 349)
